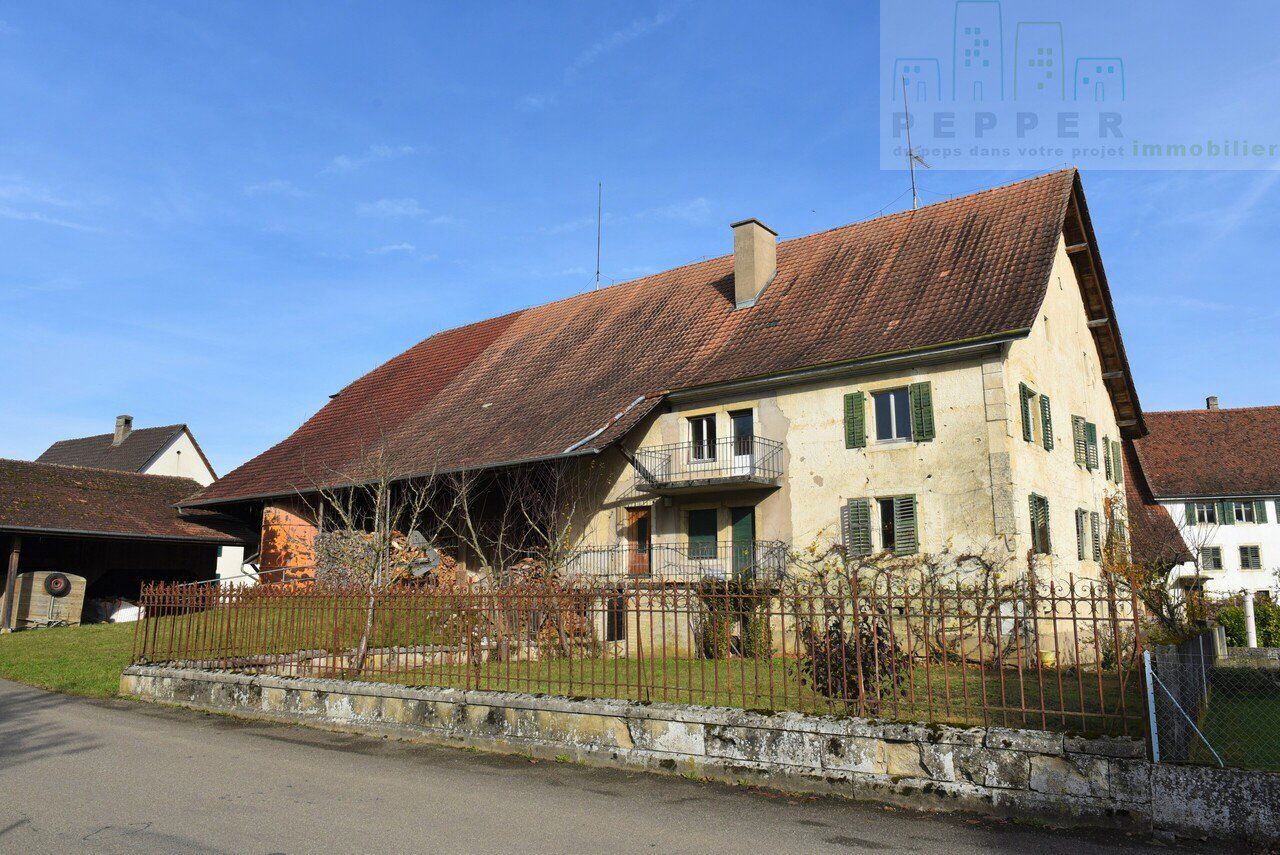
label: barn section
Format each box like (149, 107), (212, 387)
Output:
(0, 459), (250, 627)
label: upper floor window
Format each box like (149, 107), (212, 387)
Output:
(873, 388), (912, 442)
(689, 414), (716, 461)
(1235, 501), (1257, 524)
(1240, 545), (1263, 571)
(1019, 383), (1053, 451)
(1185, 501), (1217, 526)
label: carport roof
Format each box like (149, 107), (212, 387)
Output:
(0, 459), (248, 543)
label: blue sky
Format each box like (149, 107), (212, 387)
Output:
(1, 1), (1277, 476)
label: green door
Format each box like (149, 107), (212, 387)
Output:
(730, 506), (755, 579)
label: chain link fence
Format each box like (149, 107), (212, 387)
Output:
(1145, 629), (1280, 772)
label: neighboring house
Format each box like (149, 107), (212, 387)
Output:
(180, 169), (1142, 583)
(1129, 400), (1280, 599)
(37, 415), (250, 583)
(0, 459), (249, 627)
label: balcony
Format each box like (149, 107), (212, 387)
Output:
(556, 541), (789, 583)
(630, 436), (783, 495)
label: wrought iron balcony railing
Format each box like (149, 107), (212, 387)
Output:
(554, 540), (789, 582)
(630, 436), (783, 494)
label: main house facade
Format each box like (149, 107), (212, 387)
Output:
(180, 170), (1143, 583)
(1129, 402), (1280, 598)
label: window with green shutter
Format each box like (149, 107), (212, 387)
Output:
(841, 498), (872, 558)
(1075, 508), (1087, 560)
(909, 381), (935, 442)
(1019, 383), (1034, 442)
(1111, 440), (1124, 484)
(1200, 546), (1223, 571)
(1240, 545), (1263, 570)
(1040, 394), (1054, 450)
(1090, 511), (1101, 561)
(1084, 422), (1099, 470)
(844, 391), (866, 449)
(1254, 499), (1268, 524)
(1103, 435), (1113, 480)
(687, 508), (718, 559)
(1029, 494), (1051, 555)
(1072, 416), (1087, 466)
(1218, 499), (1234, 525)
(891, 495), (919, 555)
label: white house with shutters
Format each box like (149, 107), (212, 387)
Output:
(1129, 402), (1280, 599)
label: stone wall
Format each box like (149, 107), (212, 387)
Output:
(122, 665), (1279, 844)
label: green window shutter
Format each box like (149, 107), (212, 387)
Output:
(843, 391), (866, 449)
(1103, 435), (1113, 480)
(1084, 422), (1099, 470)
(687, 508), (718, 559)
(1075, 508), (1087, 560)
(909, 381), (935, 442)
(1112, 441), (1124, 484)
(893, 496), (919, 555)
(1029, 494), (1051, 555)
(841, 499), (872, 557)
(1219, 500), (1234, 525)
(1040, 394), (1054, 450)
(1072, 416), (1087, 466)
(1255, 499), (1268, 524)
(1019, 383), (1034, 442)
(1185, 502), (1198, 527)
(1090, 511), (1102, 561)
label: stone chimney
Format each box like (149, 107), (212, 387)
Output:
(113, 414), (133, 446)
(1206, 396), (1219, 411)
(731, 218), (777, 309)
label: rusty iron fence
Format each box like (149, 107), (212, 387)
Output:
(134, 573), (1145, 736)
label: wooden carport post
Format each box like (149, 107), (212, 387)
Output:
(1, 535), (21, 632)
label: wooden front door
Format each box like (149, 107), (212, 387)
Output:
(626, 507), (651, 575)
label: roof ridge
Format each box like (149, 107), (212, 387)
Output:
(1147, 405), (1280, 416)
(2, 457), (202, 485)
(476, 168), (1079, 319)
(45, 423), (186, 445)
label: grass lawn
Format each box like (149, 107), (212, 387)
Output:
(0, 621), (138, 697)
(1192, 691), (1280, 772)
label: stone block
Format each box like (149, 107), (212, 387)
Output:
(984, 727), (1063, 756)
(820, 735), (885, 775)
(536, 711), (633, 750)
(1029, 753), (1109, 798)
(1064, 734), (1144, 759)
(953, 747), (1030, 790)
(1108, 759), (1152, 805)
(705, 725), (822, 770)
(884, 741), (926, 778)
(629, 718), (706, 756)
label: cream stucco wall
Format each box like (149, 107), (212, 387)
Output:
(1002, 237), (1124, 580)
(140, 430), (216, 485)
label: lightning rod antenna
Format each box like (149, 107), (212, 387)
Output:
(902, 76), (920, 210)
(595, 182), (603, 290)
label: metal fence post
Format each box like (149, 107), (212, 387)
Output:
(1143, 650), (1160, 764)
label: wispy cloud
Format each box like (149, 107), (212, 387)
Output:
(367, 242), (416, 255)
(243, 179), (306, 197)
(1121, 293), (1236, 313)
(322, 144), (417, 175)
(523, 6), (681, 108)
(0, 175), (81, 208)
(0, 206), (103, 233)
(356, 197), (457, 224)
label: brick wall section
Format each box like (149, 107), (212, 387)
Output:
(122, 666), (1279, 844)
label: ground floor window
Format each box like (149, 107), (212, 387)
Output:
(687, 508), (718, 559)
(1240, 545), (1263, 570)
(1029, 494), (1051, 555)
(875, 495), (918, 555)
(1200, 546), (1223, 571)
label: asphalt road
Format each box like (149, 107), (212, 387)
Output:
(0, 678), (1224, 854)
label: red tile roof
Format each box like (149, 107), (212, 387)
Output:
(187, 168), (1138, 506)
(1122, 440), (1191, 568)
(0, 459), (247, 543)
(1132, 406), (1280, 499)
(37, 423), (216, 478)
